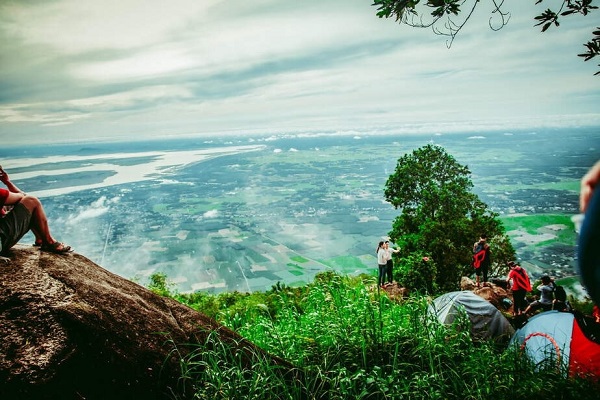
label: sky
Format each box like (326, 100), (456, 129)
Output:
(0, 0), (599, 145)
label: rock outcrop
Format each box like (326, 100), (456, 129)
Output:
(0, 245), (292, 399)
(461, 276), (513, 311)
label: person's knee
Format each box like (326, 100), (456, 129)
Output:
(20, 195), (42, 211)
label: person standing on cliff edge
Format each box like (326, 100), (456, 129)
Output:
(472, 234), (491, 288)
(0, 165), (71, 256)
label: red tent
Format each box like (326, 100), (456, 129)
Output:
(510, 311), (600, 380)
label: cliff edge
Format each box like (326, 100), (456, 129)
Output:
(0, 245), (290, 399)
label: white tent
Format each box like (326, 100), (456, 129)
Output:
(429, 291), (515, 342)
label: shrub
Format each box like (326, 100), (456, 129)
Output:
(394, 253), (438, 294)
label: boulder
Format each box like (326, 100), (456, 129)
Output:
(461, 276), (512, 312)
(0, 245), (292, 399)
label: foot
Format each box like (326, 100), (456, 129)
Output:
(41, 241), (73, 254)
(0, 255), (10, 264)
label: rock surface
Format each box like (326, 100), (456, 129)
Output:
(0, 245), (291, 399)
(461, 276), (513, 311)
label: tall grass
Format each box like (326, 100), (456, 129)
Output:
(160, 272), (599, 400)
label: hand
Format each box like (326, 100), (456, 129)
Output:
(581, 161), (600, 212)
(0, 167), (9, 184)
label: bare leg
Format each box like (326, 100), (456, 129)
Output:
(20, 196), (56, 245)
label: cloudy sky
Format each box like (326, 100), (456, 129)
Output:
(1, 0), (599, 145)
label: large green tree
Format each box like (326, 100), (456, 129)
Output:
(384, 144), (515, 291)
(371, 0), (599, 75)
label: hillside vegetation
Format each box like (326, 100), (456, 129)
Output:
(148, 272), (599, 400)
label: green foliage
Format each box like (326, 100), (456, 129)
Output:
(147, 272), (174, 297)
(161, 272), (600, 400)
(384, 144), (514, 291)
(394, 253), (437, 294)
(567, 294), (596, 315)
(371, 0), (599, 75)
(579, 27), (600, 75)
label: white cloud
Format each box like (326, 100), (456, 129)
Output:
(72, 49), (198, 82)
(0, 0), (598, 144)
(65, 196), (120, 225)
(203, 209), (219, 218)
(2, 0), (219, 54)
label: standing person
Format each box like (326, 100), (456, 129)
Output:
(384, 241), (399, 287)
(0, 166), (71, 255)
(506, 261), (532, 316)
(524, 275), (555, 315)
(472, 234), (491, 288)
(376, 241), (386, 288)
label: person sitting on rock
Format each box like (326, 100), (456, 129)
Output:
(0, 166), (71, 256)
(524, 275), (555, 315)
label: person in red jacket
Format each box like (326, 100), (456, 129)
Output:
(473, 234), (491, 288)
(506, 261), (532, 316)
(0, 166), (71, 256)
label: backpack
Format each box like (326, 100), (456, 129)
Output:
(554, 284), (567, 302)
(472, 243), (488, 269)
(472, 250), (486, 269)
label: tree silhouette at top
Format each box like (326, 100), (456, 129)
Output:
(372, 0), (599, 75)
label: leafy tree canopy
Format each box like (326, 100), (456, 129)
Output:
(384, 144), (515, 291)
(371, 0), (599, 75)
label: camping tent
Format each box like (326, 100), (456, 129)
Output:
(428, 291), (514, 342)
(510, 311), (600, 379)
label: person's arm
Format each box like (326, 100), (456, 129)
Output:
(4, 191), (24, 205)
(0, 168), (25, 195)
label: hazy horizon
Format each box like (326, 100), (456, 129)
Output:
(1, 1), (599, 145)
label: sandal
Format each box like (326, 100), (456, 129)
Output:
(41, 241), (73, 254)
(33, 240), (42, 247)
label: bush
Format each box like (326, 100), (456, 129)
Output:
(147, 272), (174, 297)
(394, 253), (438, 294)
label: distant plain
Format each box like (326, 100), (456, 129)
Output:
(1, 128), (597, 293)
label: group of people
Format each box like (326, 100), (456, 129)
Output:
(376, 240), (399, 288)
(472, 232), (573, 318)
(1, 154), (598, 317)
(505, 261), (571, 317)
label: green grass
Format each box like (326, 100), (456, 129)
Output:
(289, 255), (309, 263)
(319, 255), (370, 272)
(483, 179), (580, 193)
(152, 272), (600, 400)
(500, 214), (575, 234)
(501, 213), (577, 247)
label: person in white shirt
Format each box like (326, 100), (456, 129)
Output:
(376, 241), (387, 288)
(384, 241), (400, 287)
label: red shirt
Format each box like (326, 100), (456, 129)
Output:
(508, 266), (532, 291)
(0, 188), (8, 217)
